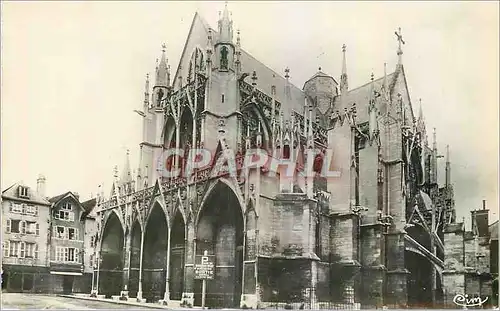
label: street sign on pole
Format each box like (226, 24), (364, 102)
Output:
(195, 252), (215, 280)
(195, 250), (214, 309)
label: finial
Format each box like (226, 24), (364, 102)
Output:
(113, 165), (118, 178)
(236, 29), (241, 46)
(318, 66), (322, 71)
(371, 72), (374, 81)
(285, 67), (290, 79)
(395, 27), (405, 64)
(251, 71), (257, 86)
(161, 43), (166, 52)
(126, 149), (130, 156)
(340, 44), (348, 94)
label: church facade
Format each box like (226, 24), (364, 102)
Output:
(91, 5), (494, 309)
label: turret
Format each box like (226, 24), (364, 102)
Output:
(215, 3), (235, 72)
(153, 44), (171, 109)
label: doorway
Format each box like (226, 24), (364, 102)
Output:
(63, 275), (74, 294)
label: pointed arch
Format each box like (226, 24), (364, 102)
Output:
(195, 178), (245, 227)
(100, 208), (126, 239)
(163, 115), (177, 148)
(99, 210), (124, 297)
(145, 196), (170, 226)
(179, 107), (194, 148)
(194, 177), (245, 308)
(143, 200), (169, 302)
(241, 102), (271, 148)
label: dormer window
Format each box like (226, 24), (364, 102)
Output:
(18, 186), (29, 198)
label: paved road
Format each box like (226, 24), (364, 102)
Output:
(1, 293), (152, 309)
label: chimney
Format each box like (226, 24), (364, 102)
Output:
(471, 200), (489, 237)
(36, 174), (46, 197)
(74, 192), (80, 200)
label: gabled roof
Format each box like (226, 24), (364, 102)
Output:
(1, 182), (51, 206)
(172, 13), (306, 119)
(49, 191), (85, 212)
(81, 198), (97, 219)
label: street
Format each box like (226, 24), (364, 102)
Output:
(1, 293), (153, 309)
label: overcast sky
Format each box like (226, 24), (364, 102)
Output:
(2, 1), (498, 226)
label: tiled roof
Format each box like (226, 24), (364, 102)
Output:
(81, 198), (97, 219)
(1, 182), (51, 206)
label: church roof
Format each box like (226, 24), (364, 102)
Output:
(303, 69), (338, 87)
(334, 72), (397, 123)
(239, 49), (305, 117)
(172, 13), (306, 119)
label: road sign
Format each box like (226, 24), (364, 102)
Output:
(195, 254), (215, 280)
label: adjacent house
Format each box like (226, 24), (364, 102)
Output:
(1, 176), (98, 295)
(1, 176), (51, 292)
(48, 191), (90, 294)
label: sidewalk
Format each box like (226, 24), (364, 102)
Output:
(59, 294), (201, 310)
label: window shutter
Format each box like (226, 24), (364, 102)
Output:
(22, 204), (26, 215)
(6, 219), (11, 233)
(34, 244), (39, 259)
(75, 248), (80, 263)
(35, 206), (39, 216)
(9, 202), (13, 212)
(21, 221), (26, 234)
(36, 223), (40, 236)
(75, 228), (79, 240)
(65, 227), (69, 240)
(3, 241), (9, 257)
(20, 242), (25, 258)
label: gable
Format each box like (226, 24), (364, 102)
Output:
(171, 13), (305, 120)
(390, 67), (414, 124)
(172, 13), (212, 91)
(50, 192), (85, 213)
(1, 182), (51, 206)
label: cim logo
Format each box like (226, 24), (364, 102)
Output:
(453, 294), (488, 308)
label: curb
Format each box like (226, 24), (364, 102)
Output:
(58, 294), (172, 309)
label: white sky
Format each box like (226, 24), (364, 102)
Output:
(1, 1), (498, 226)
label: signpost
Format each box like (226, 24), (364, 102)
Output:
(195, 250), (215, 309)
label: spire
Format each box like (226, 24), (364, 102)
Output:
(156, 44), (169, 87)
(284, 67), (291, 100)
(445, 145), (451, 187)
(432, 127), (437, 152)
(218, 2), (233, 43)
(144, 74), (150, 106)
(121, 149), (132, 183)
(340, 44), (348, 94)
(395, 27), (405, 66)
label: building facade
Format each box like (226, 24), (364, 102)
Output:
(1, 178), (96, 294)
(91, 5), (497, 309)
(2, 176), (51, 292)
(47, 192), (93, 294)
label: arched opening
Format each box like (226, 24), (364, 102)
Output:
(143, 204), (168, 303)
(128, 220), (142, 298)
(169, 210), (186, 300)
(100, 212), (124, 298)
(405, 250), (433, 308)
(195, 182), (244, 308)
(179, 108), (193, 148)
(179, 108), (194, 175)
(163, 116), (176, 149)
